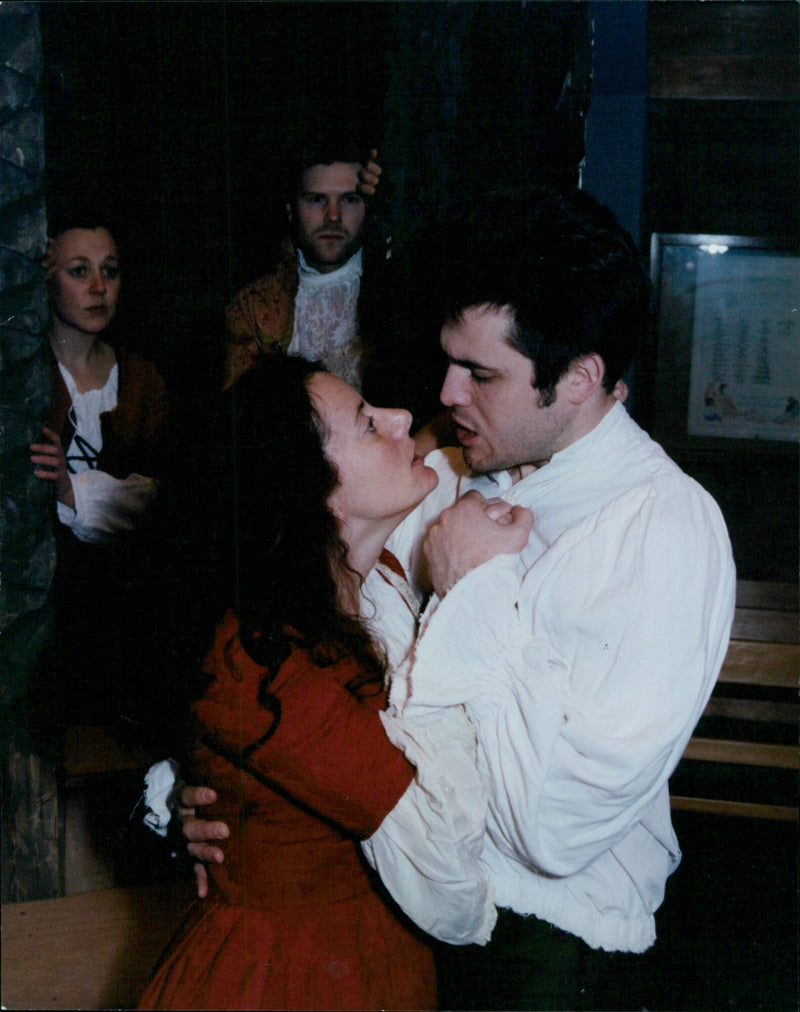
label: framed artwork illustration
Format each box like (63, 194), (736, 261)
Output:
(649, 234), (799, 457)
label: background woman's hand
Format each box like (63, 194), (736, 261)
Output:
(30, 427), (75, 509)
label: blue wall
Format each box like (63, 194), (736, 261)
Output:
(583, 1), (649, 249)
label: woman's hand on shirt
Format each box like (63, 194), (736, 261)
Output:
(30, 427), (75, 509)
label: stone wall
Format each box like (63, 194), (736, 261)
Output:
(0, 1), (61, 902)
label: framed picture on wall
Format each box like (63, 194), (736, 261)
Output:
(649, 234), (799, 456)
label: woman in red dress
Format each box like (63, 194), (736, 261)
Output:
(139, 355), (472, 1011)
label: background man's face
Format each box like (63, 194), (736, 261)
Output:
(291, 162), (366, 272)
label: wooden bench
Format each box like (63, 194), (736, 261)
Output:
(671, 580), (799, 822)
(0, 881), (194, 1010)
(63, 724), (155, 788)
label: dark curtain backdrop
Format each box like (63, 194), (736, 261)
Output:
(38, 1), (590, 379)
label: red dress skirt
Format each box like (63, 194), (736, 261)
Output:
(138, 613), (436, 1011)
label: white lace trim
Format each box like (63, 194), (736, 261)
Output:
(289, 249), (362, 386)
(374, 561), (420, 621)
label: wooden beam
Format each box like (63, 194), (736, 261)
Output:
(649, 55), (800, 100)
(736, 581), (799, 612)
(718, 641), (799, 687)
(671, 795), (799, 822)
(683, 737), (799, 769)
(703, 697), (798, 724)
(731, 609), (799, 644)
(649, 1), (800, 100)
(63, 726), (153, 788)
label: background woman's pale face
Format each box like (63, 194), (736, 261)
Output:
(48, 227), (120, 336)
(309, 372), (438, 530)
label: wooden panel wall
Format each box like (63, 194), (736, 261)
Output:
(649, 1), (799, 100)
(645, 1), (800, 238)
(640, 2), (799, 583)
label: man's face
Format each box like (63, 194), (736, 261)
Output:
(439, 305), (575, 474)
(290, 162), (367, 273)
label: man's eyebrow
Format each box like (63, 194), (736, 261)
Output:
(300, 189), (361, 198)
(448, 355), (496, 372)
(355, 399), (366, 425)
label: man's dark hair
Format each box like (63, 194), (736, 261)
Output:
(284, 127), (370, 203)
(430, 186), (651, 403)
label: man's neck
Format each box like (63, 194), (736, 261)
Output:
(504, 395), (621, 484)
(297, 246), (362, 277)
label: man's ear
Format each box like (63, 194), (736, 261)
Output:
(286, 202), (293, 224)
(565, 353), (605, 405)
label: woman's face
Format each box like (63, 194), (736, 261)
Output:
(47, 228), (120, 336)
(309, 372), (438, 532)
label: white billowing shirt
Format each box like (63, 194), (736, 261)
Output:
(56, 362), (159, 544)
(289, 248), (362, 387)
(359, 558), (496, 946)
(387, 401), (736, 953)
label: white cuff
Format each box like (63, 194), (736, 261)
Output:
(362, 705), (495, 945)
(142, 759), (180, 837)
(60, 470), (159, 543)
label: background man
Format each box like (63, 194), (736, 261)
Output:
(222, 137), (386, 392)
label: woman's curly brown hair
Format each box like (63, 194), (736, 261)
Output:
(220, 355), (386, 741)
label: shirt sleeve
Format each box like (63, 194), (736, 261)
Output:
(401, 478), (736, 878)
(224, 284), (260, 345)
(58, 470), (160, 543)
(225, 266), (293, 348)
(361, 703), (497, 945)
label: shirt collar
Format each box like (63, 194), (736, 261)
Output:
(297, 246), (363, 286)
(479, 400), (629, 496)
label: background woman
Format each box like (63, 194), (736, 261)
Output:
(29, 217), (168, 736)
(137, 356), (521, 1011)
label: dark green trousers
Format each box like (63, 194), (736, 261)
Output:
(433, 908), (648, 1011)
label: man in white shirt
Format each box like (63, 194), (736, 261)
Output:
(181, 186), (736, 1009)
